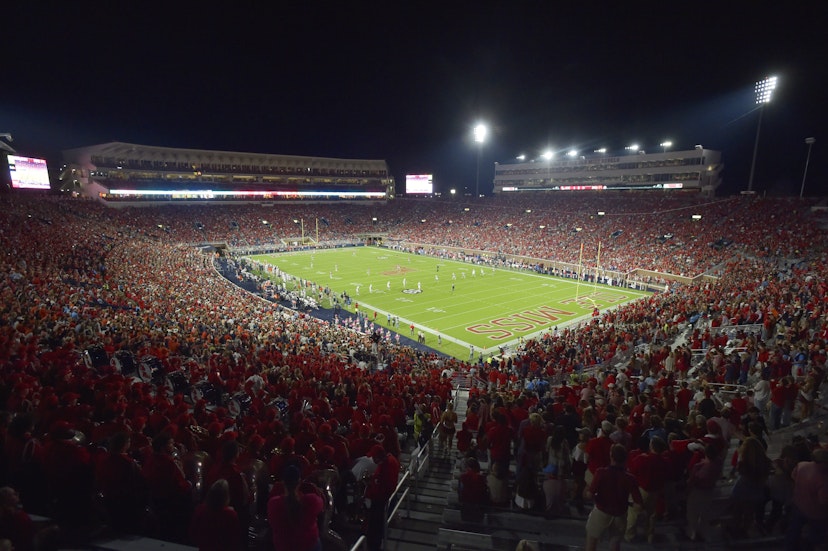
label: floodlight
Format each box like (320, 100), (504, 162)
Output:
(541, 150), (553, 160)
(691, 214), (702, 220)
(473, 123), (487, 143)
(516, 154), (526, 161)
(567, 149), (578, 157)
(748, 75), (779, 191)
(755, 76), (777, 104)
(625, 144), (639, 152)
(594, 148), (607, 154)
(472, 122), (487, 197)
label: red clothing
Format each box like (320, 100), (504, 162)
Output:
(365, 454), (401, 503)
(204, 461), (251, 515)
(628, 451), (667, 492)
(143, 451), (191, 502)
(790, 459), (828, 520)
(486, 423), (513, 462)
(189, 504), (243, 551)
(0, 508), (35, 551)
(267, 491), (324, 551)
(589, 465), (642, 516)
(458, 470), (488, 504)
(520, 423), (547, 454)
(585, 436), (613, 475)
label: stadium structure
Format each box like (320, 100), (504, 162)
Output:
(0, 136), (826, 551)
(494, 147), (722, 195)
(60, 142), (395, 202)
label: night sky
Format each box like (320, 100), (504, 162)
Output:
(2, 2), (827, 196)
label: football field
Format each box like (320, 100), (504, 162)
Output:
(248, 247), (649, 360)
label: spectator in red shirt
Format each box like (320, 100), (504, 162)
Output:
(585, 420), (614, 486)
(189, 479), (243, 551)
(457, 457), (488, 506)
(675, 381), (693, 421)
(485, 411), (513, 479)
(142, 432), (193, 543)
(585, 444), (642, 551)
(770, 377), (790, 430)
(203, 439), (251, 546)
(267, 465), (324, 551)
(94, 431), (149, 534)
(625, 436), (668, 543)
(364, 444), (400, 551)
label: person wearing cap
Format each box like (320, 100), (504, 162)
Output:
(785, 447), (828, 551)
(584, 444), (642, 551)
(267, 465), (324, 551)
(364, 444), (400, 551)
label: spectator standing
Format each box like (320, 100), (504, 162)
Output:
(143, 432), (193, 543)
(267, 465), (323, 551)
(457, 457), (488, 505)
(189, 479), (242, 551)
(94, 431), (149, 534)
(785, 447), (828, 551)
(625, 436), (668, 543)
(364, 444), (400, 551)
(584, 444), (642, 551)
(584, 420), (614, 486)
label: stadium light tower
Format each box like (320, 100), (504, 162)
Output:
(748, 75), (778, 192)
(800, 137), (816, 199)
(660, 141), (673, 153)
(541, 149), (553, 185)
(473, 123), (487, 197)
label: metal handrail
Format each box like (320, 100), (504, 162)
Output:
(387, 487), (410, 524)
(348, 535), (367, 551)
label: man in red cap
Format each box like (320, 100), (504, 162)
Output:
(364, 444), (400, 551)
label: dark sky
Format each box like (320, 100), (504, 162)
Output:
(2, 2), (827, 196)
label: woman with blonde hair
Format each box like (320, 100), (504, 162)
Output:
(438, 401), (458, 457)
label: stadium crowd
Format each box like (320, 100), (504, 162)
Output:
(0, 191), (825, 551)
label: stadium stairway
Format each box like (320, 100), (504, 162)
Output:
(381, 382), (472, 551)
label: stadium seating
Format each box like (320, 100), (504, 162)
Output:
(0, 191), (825, 550)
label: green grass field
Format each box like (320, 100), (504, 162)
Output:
(248, 247), (650, 360)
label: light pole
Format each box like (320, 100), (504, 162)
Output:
(542, 150), (553, 185)
(800, 137), (816, 199)
(660, 141), (672, 153)
(473, 123), (487, 197)
(748, 75), (778, 192)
